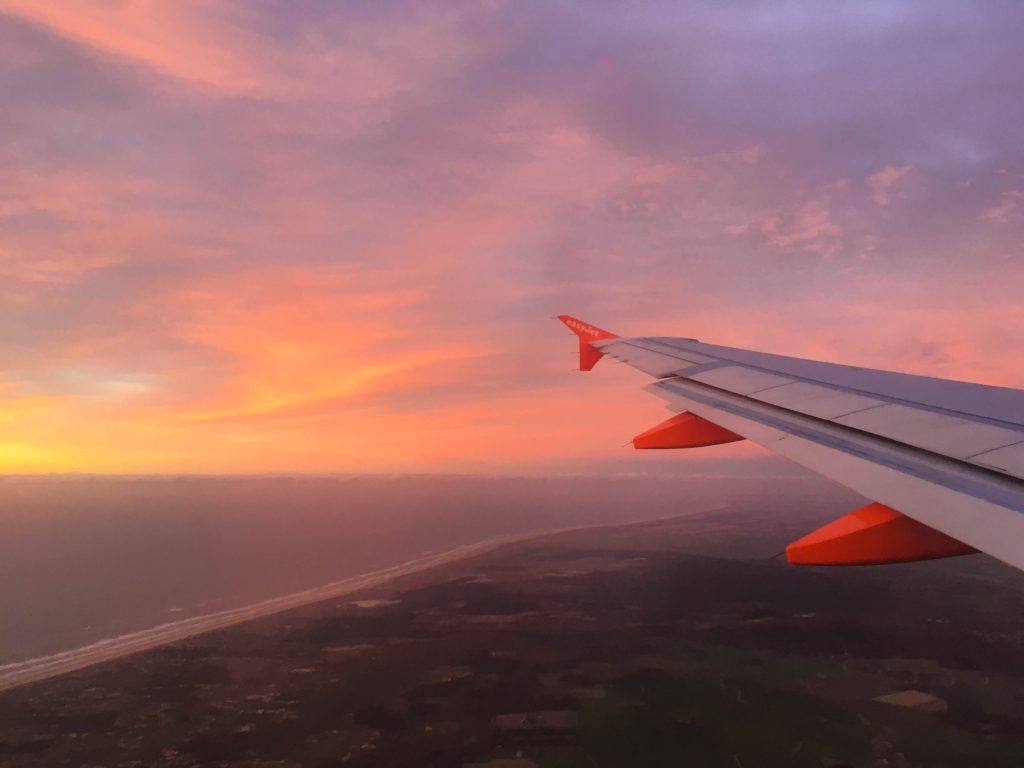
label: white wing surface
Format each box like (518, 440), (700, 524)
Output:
(558, 315), (1024, 572)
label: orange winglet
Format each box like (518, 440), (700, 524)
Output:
(632, 412), (744, 449)
(786, 502), (978, 566)
(557, 315), (619, 371)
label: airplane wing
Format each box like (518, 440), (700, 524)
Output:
(557, 315), (1024, 572)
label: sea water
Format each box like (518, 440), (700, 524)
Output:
(0, 473), (785, 669)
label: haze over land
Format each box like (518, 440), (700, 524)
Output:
(1, 1), (1023, 474)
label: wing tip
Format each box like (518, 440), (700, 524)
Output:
(557, 315), (618, 372)
(557, 315), (619, 341)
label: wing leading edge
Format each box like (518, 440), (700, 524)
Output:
(557, 315), (1024, 573)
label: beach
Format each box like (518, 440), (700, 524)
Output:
(0, 531), (541, 693)
(0, 474), (776, 667)
(0, 508), (726, 694)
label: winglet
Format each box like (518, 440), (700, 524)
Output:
(557, 315), (619, 371)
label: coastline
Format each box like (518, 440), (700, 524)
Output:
(0, 511), (706, 694)
(0, 532), (536, 693)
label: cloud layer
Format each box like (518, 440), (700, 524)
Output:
(1, 1), (1022, 472)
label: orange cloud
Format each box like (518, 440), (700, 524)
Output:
(0, 0), (277, 92)
(2, 3), (1023, 475)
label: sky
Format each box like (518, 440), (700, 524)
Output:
(1, 1), (1022, 474)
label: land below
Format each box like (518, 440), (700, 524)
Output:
(3, 499), (1024, 767)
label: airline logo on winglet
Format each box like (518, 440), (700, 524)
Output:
(566, 318), (601, 337)
(557, 315), (618, 340)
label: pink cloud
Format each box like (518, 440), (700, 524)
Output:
(0, 0), (277, 92)
(978, 190), (1022, 223)
(1, 2), (1023, 473)
(867, 164), (913, 205)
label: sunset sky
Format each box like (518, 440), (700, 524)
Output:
(1, 1), (1022, 474)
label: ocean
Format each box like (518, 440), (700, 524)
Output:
(0, 474), (796, 673)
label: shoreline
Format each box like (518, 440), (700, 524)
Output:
(0, 532), (538, 693)
(0, 511), (709, 694)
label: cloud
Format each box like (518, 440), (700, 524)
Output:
(978, 190), (1022, 223)
(758, 193), (844, 256)
(0, 0), (277, 92)
(868, 165), (913, 205)
(0, 1), (1022, 472)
